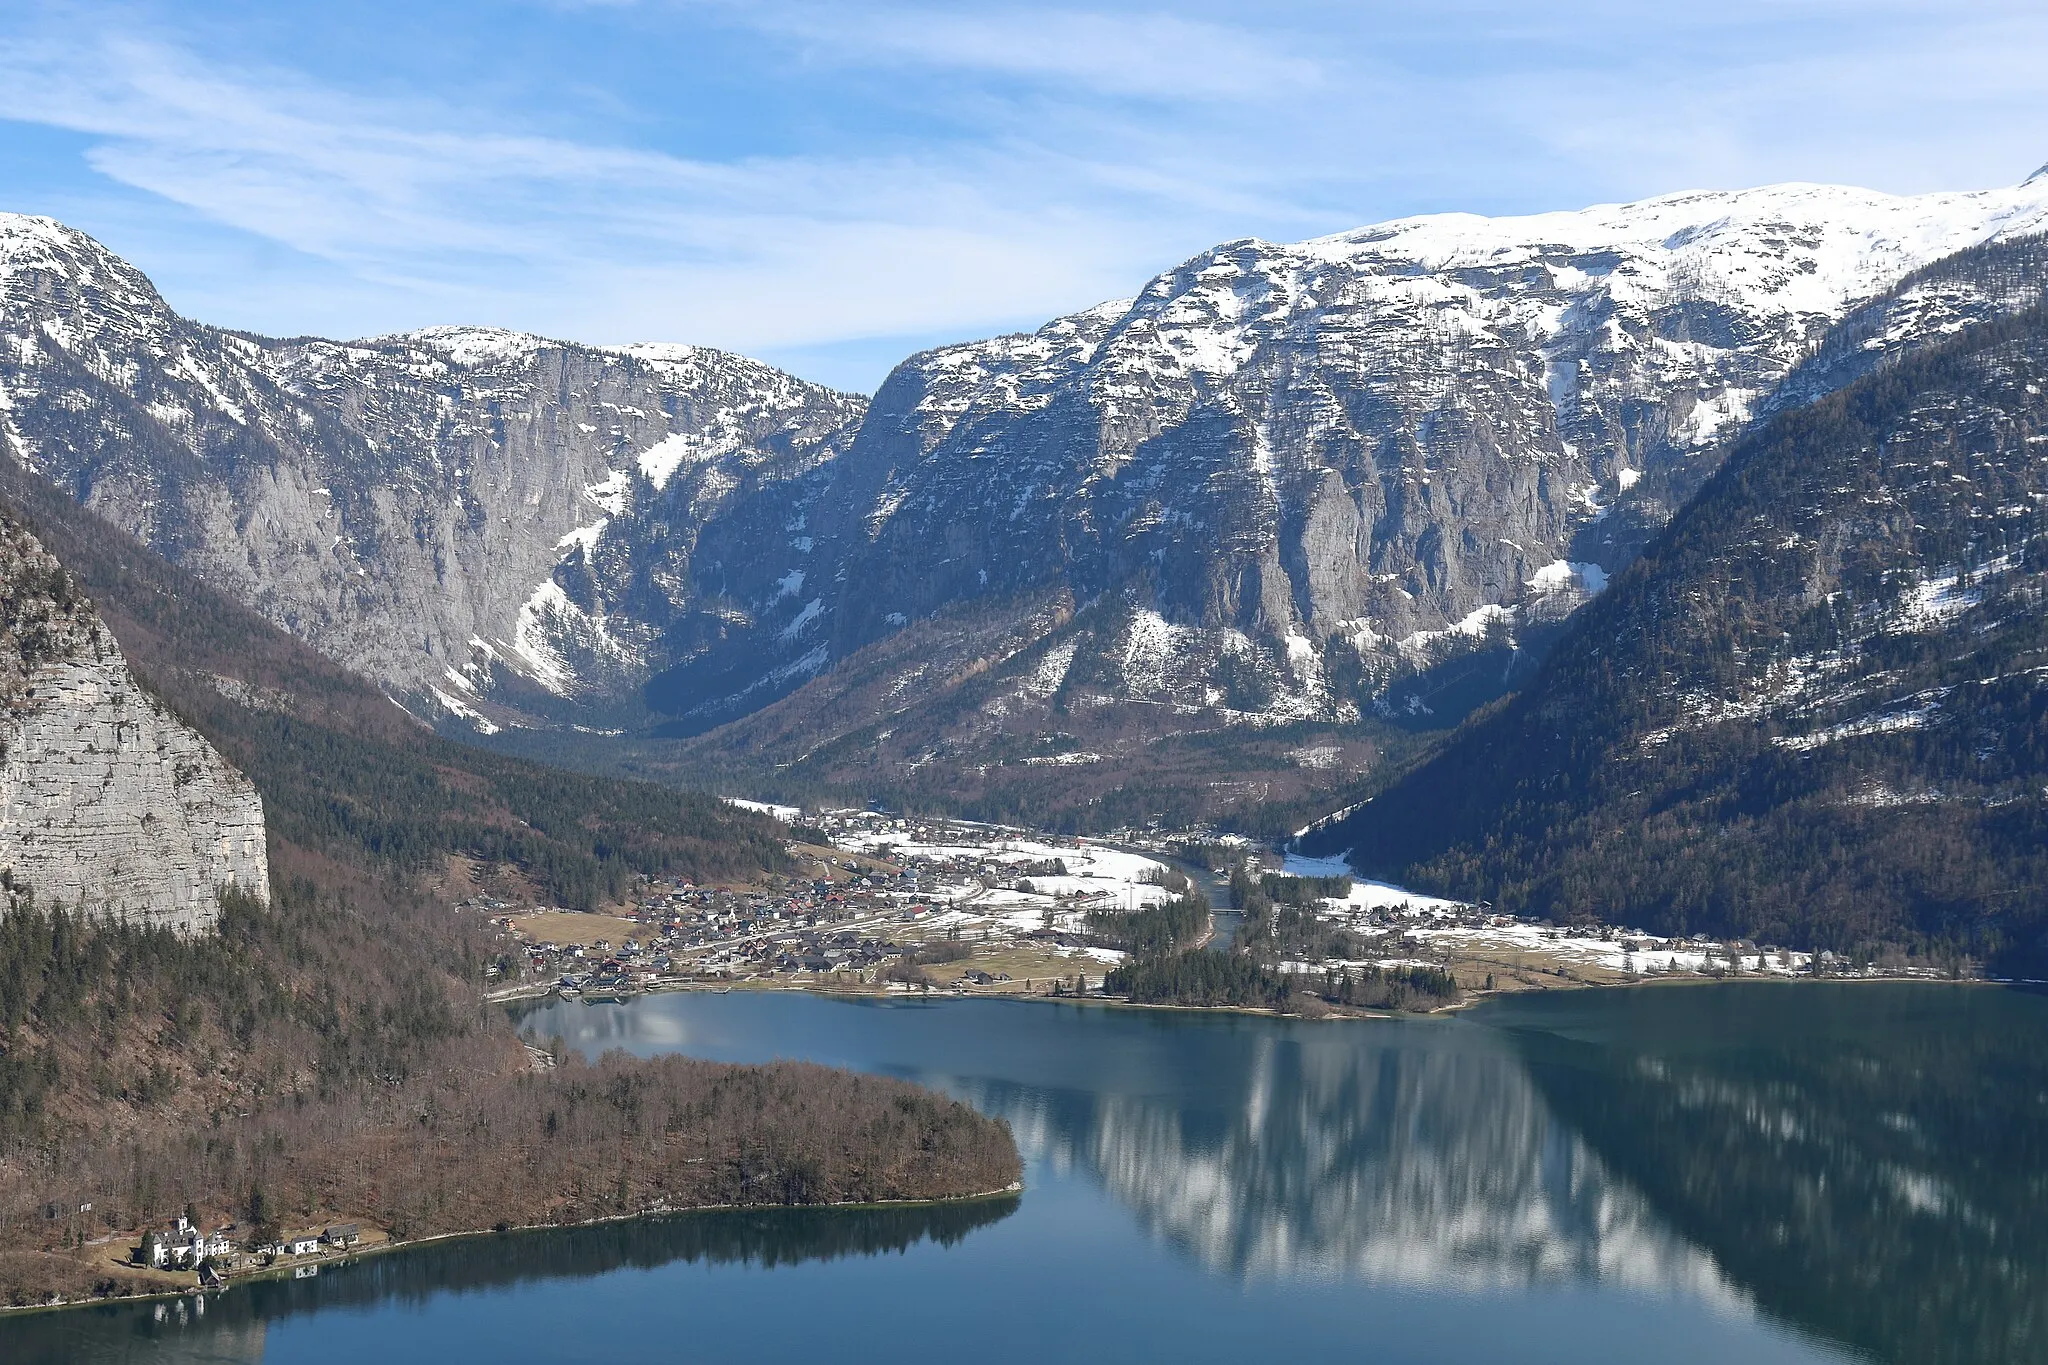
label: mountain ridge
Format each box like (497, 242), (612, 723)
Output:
(1302, 233), (2048, 969)
(642, 173), (2048, 823)
(0, 210), (865, 732)
(9, 173), (2048, 827)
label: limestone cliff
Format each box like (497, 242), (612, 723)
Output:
(0, 515), (266, 932)
(0, 213), (866, 733)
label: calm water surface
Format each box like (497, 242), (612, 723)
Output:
(10, 982), (2047, 1364)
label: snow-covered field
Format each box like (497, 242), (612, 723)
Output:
(1283, 852), (1467, 914)
(724, 802), (1814, 985)
(725, 797), (803, 823)
(1280, 851), (1810, 978)
(824, 812), (1176, 947)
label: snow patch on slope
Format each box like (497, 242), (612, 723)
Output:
(637, 431), (736, 492)
(429, 684), (502, 735)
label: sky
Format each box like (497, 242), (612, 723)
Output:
(3, 1), (2046, 392)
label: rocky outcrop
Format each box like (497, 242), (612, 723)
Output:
(0, 516), (266, 932)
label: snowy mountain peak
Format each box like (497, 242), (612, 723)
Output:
(1296, 176), (2048, 320)
(379, 324), (560, 368)
(0, 212), (104, 266)
(608, 341), (709, 366)
(0, 213), (155, 301)
(715, 168), (2048, 782)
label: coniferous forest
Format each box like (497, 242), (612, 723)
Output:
(0, 478), (1019, 1307)
(1313, 288), (2048, 975)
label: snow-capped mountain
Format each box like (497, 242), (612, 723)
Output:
(1304, 226), (2048, 967)
(0, 213), (864, 728)
(3, 171), (2047, 815)
(734, 176), (2048, 704)
(655, 173), (2048, 820)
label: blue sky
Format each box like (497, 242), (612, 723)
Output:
(3, 0), (2046, 391)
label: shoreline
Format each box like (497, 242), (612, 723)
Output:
(0, 1182), (1025, 1320)
(500, 962), (2018, 1023)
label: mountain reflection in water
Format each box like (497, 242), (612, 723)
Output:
(956, 1041), (1740, 1299)
(1493, 983), (2048, 1365)
(527, 986), (2045, 1363)
(16, 986), (2039, 1365)
(526, 993), (1732, 1294)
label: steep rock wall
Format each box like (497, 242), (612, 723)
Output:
(0, 214), (866, 731)
(0, 517), (267, 931)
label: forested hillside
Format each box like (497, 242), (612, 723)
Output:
(0, 466), (1018, 1309)
(0, 457), (789, 907)
(1308, 294), (2048, 973)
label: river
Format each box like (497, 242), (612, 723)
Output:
(10, 982), (2046, 1363)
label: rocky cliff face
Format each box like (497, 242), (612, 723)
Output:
(689, 177), (2048, 725)
(7, 178), (2048, 824)
(0, 515), (267, 931)
(1306, 232), (2048, 966)
(0, 214), (865, 730)
(658, 179), (2048, 825)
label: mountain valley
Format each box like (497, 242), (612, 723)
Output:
(11, 174), (2048, 826)
(11, 9), (2048, 1355)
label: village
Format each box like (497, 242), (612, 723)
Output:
(487, 810), (1175, 1001)
(485, 807), (1834, 1006)
(118, 1215), (366, 1290)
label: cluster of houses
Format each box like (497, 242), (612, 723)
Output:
(138, 1217), (359, 1274)
(138, 1218), (235, 1270)
(509, 860), (951, 989)
(495, 810), (1160, 993)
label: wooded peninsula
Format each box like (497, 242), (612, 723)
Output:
(0, 482), (1019, 1312)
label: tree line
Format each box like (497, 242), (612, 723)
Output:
(1095, 856), (1458, 1014)
(1083, 889), (1212, 956)
(1107, 950), (1456, 1013)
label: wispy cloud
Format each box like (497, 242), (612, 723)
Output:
(0, 20), (1197, 354)
(757, 4), (1323, 102)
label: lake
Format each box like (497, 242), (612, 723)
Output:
(10, 982), (2046, 1364)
